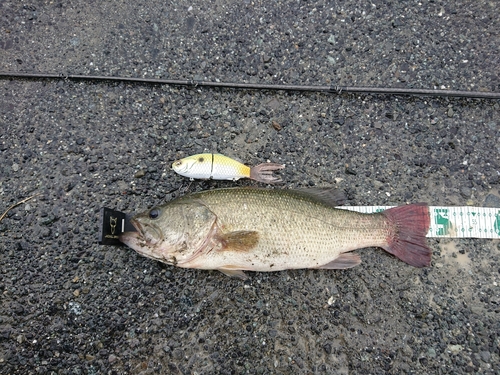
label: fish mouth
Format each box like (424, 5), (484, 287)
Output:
(119, 219), (166, 262)
(119, 219), (161, 245)
(119, 219), (143, 245)
(131, 219), (164, 246)
(129, 218), (142, 235)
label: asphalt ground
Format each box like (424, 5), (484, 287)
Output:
(1, 1), (499, 374)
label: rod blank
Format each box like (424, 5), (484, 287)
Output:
(1, 72), (499, 99)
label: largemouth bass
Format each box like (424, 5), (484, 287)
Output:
(172, 153), (285, 183)
(120, 187), (431, 279)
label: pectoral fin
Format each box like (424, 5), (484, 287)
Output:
(217, 269), (248, 280)
(219, 230), (259, 252)
(317, 253), (361, 269)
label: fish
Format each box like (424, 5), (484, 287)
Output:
(172, 153), (285, 183)
(119, 187), (431, 280)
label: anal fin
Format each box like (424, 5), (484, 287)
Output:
(317, 253), (361, 269)
(218, 269), (248, 280)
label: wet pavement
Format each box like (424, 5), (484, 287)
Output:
(1, 1), (499, 374)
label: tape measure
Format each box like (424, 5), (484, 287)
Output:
(338, 206), (500, 239)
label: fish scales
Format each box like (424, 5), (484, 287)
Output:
(181, 188), (388, 270)
(120, 187), (431, 279)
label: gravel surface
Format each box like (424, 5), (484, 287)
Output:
(1, 1), (499, 374)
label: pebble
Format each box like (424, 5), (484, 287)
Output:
(272, 121), (282, 131)
(134, 170), (146, 178)
(484, 194), (500, 208)
(460, 187), (472, 199)
(12, 163), (19, 172)
(427, 347), (436, 358)
(447, 345), (462, 355)
(480, 351), (491, 363)
(486, 121), (497, 131)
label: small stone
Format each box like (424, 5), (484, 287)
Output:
(427, 347), (436, 358)
(323, 342), (332, 354)
(447, 108), (454, 117)
(172, 348), (184, 360)
(484, 194), (500, 208)
(73, 289), (80, 297)
(134, 170), (146, 178)
(447, 344), (462, 354)
(327, 35), (336, 44)
(345, 167), (357, 175)
(334, 117), (345, 125)
(487, 121), (497, 131)
(266, 98), (281, 110)
(402, 345), (413, 356)
(480, 351), (491, 363)
(65, 181), (76, 192)
(12, 163), (20, 172)
(460, 187), (471, 199)
(108, 354), (118, 364)
(271, 121), (282, 131)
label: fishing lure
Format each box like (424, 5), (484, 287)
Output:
(172, 153), (285, 183)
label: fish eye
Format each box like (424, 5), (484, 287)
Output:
(174, 160), (182, 166)
(149, 208), (160, 219)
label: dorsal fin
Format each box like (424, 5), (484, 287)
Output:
(293, 187), (346, 207)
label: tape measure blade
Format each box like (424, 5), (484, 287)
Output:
(337, 205), (500, 239)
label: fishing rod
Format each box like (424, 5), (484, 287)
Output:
(1, 71), (499, 99)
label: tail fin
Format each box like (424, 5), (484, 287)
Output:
(249, 163), (285, 183)
(381, 203), (431, 267)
